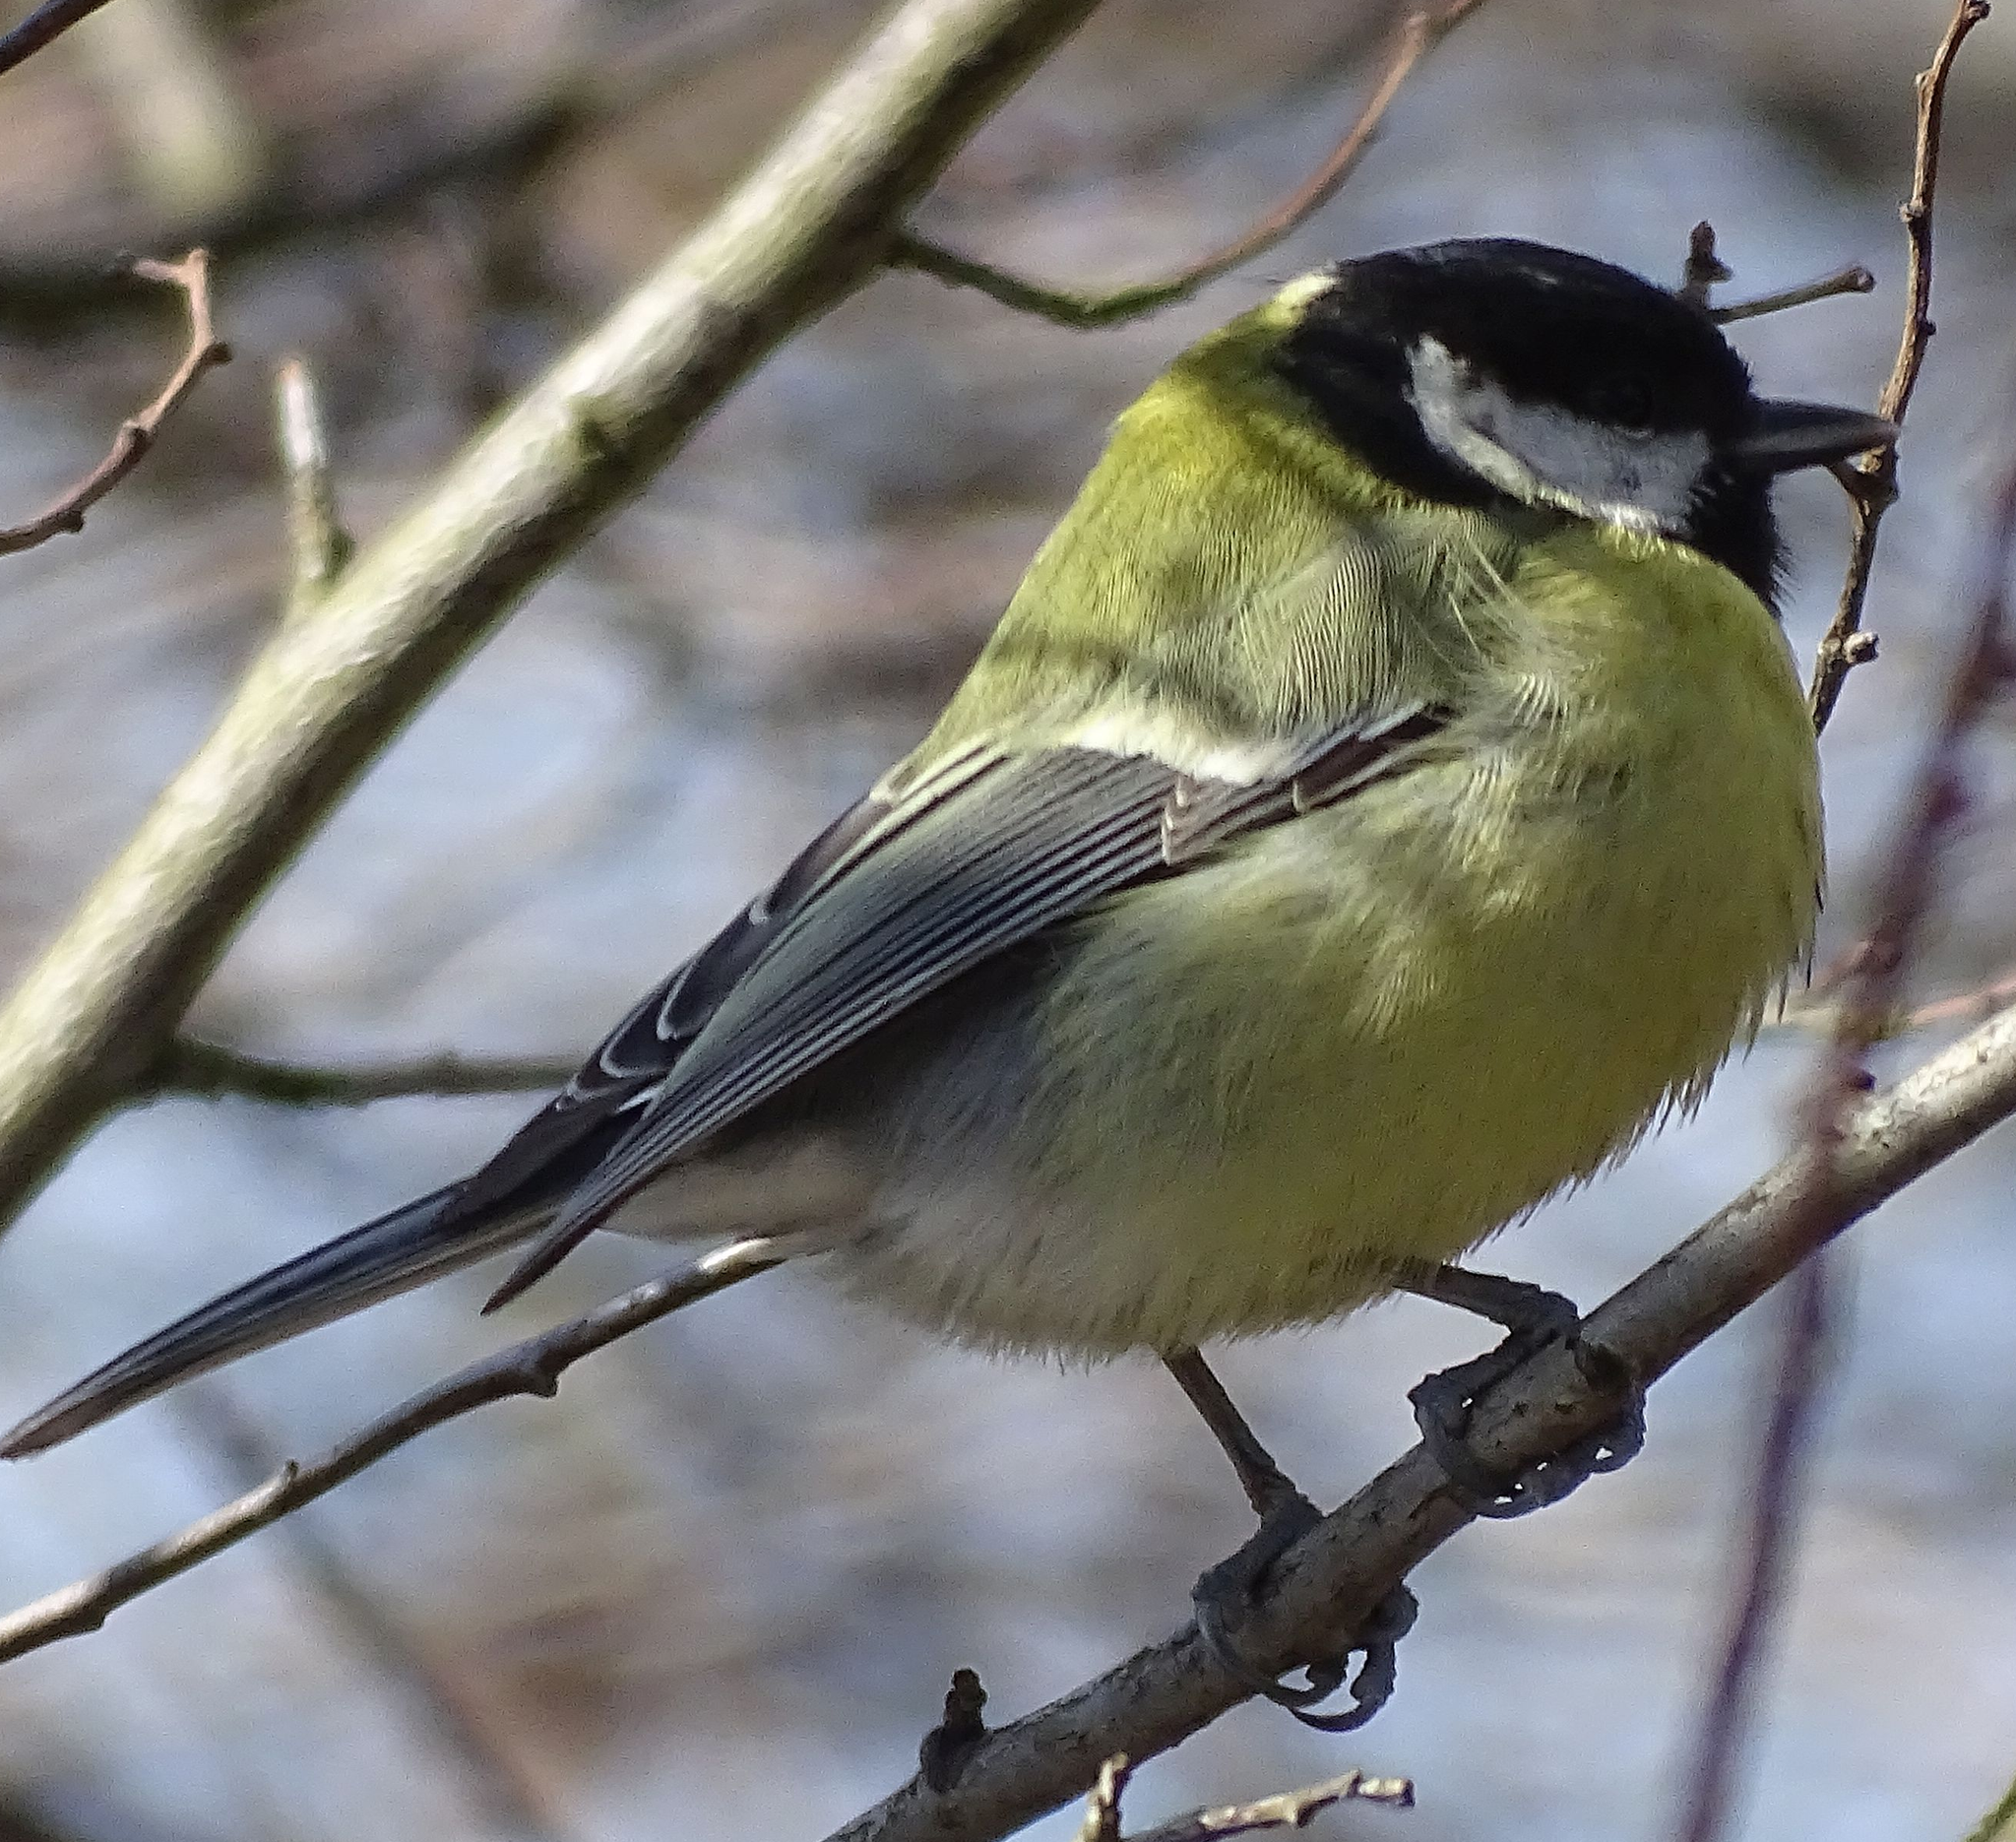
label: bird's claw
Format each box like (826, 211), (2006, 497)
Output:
(1190, 1493), (1417, 1731)
(1410, 1313), (1645, 1519)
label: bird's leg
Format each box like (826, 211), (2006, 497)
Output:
(1165, 1344), (1306, 1520)
(1165, 1347), (1417, 1731)
(1396, 1261), (1645, 1519)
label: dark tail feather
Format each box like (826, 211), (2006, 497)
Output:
(1, 1183), (543, 1457)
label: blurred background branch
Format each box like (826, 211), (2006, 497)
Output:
(0, 248), (227, 553)
(150, 1038), (580, 1106)
(889, 0), (1493, 328)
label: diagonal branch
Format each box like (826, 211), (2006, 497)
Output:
(0, 249), (231, 556)
(0, 0), (122, 84)
(0, 0), (1112, 1239)
(889, 0), (1495, 329)
(0, 1238), (788, 1662)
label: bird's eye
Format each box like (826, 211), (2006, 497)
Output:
(1592, 377), (1656, 434)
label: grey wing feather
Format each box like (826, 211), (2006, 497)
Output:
(489, 709), (1444, 1307)
(0, 1182), (539, 1456)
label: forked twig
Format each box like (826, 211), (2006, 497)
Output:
(1807, 0), (1990, 732)
(0, 250), (231, 556)
(1075, 1754), (1413, 1842)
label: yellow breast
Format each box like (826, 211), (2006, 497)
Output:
(883, 524), (1822, 1356)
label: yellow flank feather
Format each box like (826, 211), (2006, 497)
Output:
(838, 298), (1823, 1357)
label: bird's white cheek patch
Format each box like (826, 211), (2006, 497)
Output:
(1407, 337), (1711, 537)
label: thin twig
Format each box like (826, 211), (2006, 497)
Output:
(1685, 447), (2016, 1842)
(275, 357), (353, 617)
(1678, 14), (1994, 1835)
(149, 1037), (578, 1107)
(1770, 964), (2016, 1038)
(0, 250), (230, 555)
(889, 0), (1494, 329)
(1119, 1769), (1414, 1842)
(0, 1238), (787, 1663)
(1808, 0), (1990, 733)
(1076, 1756), (1131, 1842)
(0, 0), (121, 83)
(1710, 265), (1875, 325)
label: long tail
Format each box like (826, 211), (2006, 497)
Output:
(0, 1183), (543, 1458)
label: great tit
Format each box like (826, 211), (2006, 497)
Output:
(2, 242), (1892, 1560)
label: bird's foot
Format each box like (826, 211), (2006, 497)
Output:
(1408, 1285), (1644, 1518)
(1190, 1491), (1418, 1732)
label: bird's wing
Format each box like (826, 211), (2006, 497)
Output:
(483, 706), (1447, 1309)
(0, 709), (1441, 1458)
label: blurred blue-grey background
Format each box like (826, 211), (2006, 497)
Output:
(0, 1), (2013, 1837)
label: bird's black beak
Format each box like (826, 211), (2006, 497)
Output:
(1724, 398), (1899, 475)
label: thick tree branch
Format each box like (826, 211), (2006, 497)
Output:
(888, 0), (1494, 329)
(1807, 0), (1989, 731)
(0, 250), (230, 555)
(0, 0), (1109, 1238)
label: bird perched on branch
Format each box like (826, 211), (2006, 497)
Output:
(4, 238), (1890, 1713)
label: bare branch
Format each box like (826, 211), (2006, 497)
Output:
(0, 1238), (788, 1664)
(0, 249), (230, 556)
(889, 0), (1495, 329)
(1710, 265), (1875, 325)
(1119, 1769), (1414, 1842)
(1076, 1756), (1131, 1842)
(149, 1037), (578, 1106)
(1685, 441), (2016, 1842)
(275, 358), (353, 618)
(0, 0), (121, 83)
(1808, 0), (1989, 732)
(0, 0), (1111, 1238)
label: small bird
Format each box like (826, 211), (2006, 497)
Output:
(3, 242), (1889, 1651)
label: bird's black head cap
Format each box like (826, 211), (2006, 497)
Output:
(1278, 238), (1825, 607)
